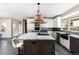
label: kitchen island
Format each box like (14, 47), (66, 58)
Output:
(18, 32), (55, 55)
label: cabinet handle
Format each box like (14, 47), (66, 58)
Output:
(32, 41), (37, 44)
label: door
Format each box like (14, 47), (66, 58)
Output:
(23, 19), (27, 33)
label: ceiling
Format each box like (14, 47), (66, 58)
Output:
(0, 3), (78, 19)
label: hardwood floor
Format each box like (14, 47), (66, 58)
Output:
(0, 38), (73, 55)
(55, 43), (73, 55)
(0, 38), (17, 55)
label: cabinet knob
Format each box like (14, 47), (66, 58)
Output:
(32, 41), (37, 44)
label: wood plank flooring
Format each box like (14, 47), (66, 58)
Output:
(0, 38), (17, 55)
(55, 43), (72, 55)
(0, 38), (73, 55)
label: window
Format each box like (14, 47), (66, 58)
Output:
(62, 19), (69, 31)
(0, 22), (7, 32)
(70, 19), (79, 32)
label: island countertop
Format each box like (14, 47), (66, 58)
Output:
(69, 34), (79, 39)
(18, 32), (55, 40)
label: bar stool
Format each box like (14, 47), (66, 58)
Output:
(12, 38), (23, 55)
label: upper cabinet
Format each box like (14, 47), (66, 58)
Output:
(53, 17), (62, 28)
(27, 19), (34, 32)
(62, 19), (69, 31)
(41, 19), (54, 28)
(56, 17), (62, 28)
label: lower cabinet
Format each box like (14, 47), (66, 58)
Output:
(52, 31), (57, 39)
(23, 40), (55, 55)
(70, 37), (79, 54)
(60, 37), (70, 50)
(56, 33), (60, 44)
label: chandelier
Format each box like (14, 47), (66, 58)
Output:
(34, 3), (44, 24)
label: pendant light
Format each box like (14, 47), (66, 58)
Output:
(34, 3), (44, 24)
(31, 3), (45, 24)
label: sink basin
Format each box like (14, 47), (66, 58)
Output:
(37, 32), (49, 35)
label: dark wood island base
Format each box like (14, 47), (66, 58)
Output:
(22, 40), (55, 55)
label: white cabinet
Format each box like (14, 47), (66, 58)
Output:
(52, 31), (57, 39)
(60, 37), (70, 50)
(27, 19), (34, 32)
(53, 17), (62, 28)
(56, 17), (62, 28)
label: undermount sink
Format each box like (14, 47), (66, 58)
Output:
(37, 32), (49, 35)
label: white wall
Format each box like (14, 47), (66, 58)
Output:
(27, 19), (34, 32)
(12, 18), (23, 37)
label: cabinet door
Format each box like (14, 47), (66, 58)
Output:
(52, 32), (56, 38)
(39, 40), (55, 55)
(60, 37), (70, 50)
(70, 37), (79, 53)
(23, 40), (39, 55)
(60, 37), (65, 46)
(56, 33), (60, 44)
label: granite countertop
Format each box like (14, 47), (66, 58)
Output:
(18, 32), (55, 40)
(69, 34), (79, 38)
(57, 31), (67, 34)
